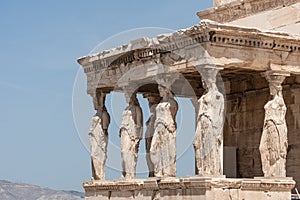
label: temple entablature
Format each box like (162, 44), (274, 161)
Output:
(78, 20), (300, 100)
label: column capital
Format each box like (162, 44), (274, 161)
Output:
(91, 89), (110, 110)
(261, 70), (290, 85)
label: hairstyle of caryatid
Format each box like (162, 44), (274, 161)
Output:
(264, 71), (290, 98)
(156, 72), (178, 99)
(158, 85), (174, 101)
(200, 66), (220, 92)
(267, 77), (285, 98)
(147, 95), (161, 113)
(158, 83), (178, 118)
(269, 82), (283, 98)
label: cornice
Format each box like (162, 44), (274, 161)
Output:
(197, 0), (300, 23)
(77, 21), (300, 75)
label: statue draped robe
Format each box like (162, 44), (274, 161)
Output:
(194, 89), (224, 176)
(89, 113), (109, 180)
(120, 106), (142, 179)
(150, 102), (176, 177)
(259, 95), (288, 177)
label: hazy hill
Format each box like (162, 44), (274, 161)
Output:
(0, 180), (84, 200)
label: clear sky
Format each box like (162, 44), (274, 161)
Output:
(0, 0), (213, 192)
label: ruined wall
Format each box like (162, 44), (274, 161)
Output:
(224, 75), (300, 188)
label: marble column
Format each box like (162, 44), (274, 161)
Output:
(150, 85), (178, 178)
(259, 70), (290, 178)
(144, 93), (161, 177)
(89, 90), (110, 180)
(193, 66), (225, 176)
(119, 91), (143, 179)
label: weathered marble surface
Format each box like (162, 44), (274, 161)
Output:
(194, 68), (225, 176)
(199, 0), (300, 24)
(222, 74), (300, 188)
(83, 177), (295, 200)
(145, 95), (160, 177)
(150, 86), (178, 177)
(89, 92), (110, 180)
(214, 0), (236, 7)
(119, 92), (143, 179)
(259, 71), (289, 177)
(228, 2), (300, 35)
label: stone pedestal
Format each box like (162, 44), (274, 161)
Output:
(83, 177), (295, 200)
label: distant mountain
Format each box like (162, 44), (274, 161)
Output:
(0, 180), (84, 200)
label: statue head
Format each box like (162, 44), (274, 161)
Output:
(147, 95), (160, 112)
(270, 83), (283, 97)
(199, 66), (220, 92)
(125, 91), (138, 105)
(158, 85), (170, 99)
(201, 78), (218, 92)
(263, 71), (289, 98)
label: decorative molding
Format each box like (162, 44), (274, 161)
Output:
(197, 0), (300, 23)
(78, 21), (300, 77)
(83, 177), (295, 193)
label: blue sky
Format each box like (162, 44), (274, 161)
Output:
(0, 0), (212, 192)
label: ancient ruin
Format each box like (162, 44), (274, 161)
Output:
(144, 95), (160, 178)
(194, 67), (225, 177)
(151, 85), (178, 178)
(89, 92), (110, 181)
(119, 91), (143, 180)
(259, 71), (290, 178)
(78, 0), (300, 199)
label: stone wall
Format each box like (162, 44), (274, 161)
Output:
(224, 74), (300, 189)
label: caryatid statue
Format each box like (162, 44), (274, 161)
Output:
(259, 71), (290, 177)
(194, 67), (225, 176)
(120, 91), (143, 179)
(150, 85), (178, 177)
(89, 91), (110, 180)
(145, 95), (161, 177)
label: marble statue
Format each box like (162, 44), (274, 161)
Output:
(150, 85), (178, 177)
(259, 82), (288, 177)
(120, 92), (143, 179)
(145, 96), (160, 177)
(194, 77), (224, 176)
(89, 92), (110, 180)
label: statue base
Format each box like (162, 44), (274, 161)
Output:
(83, 177), (295, 200)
